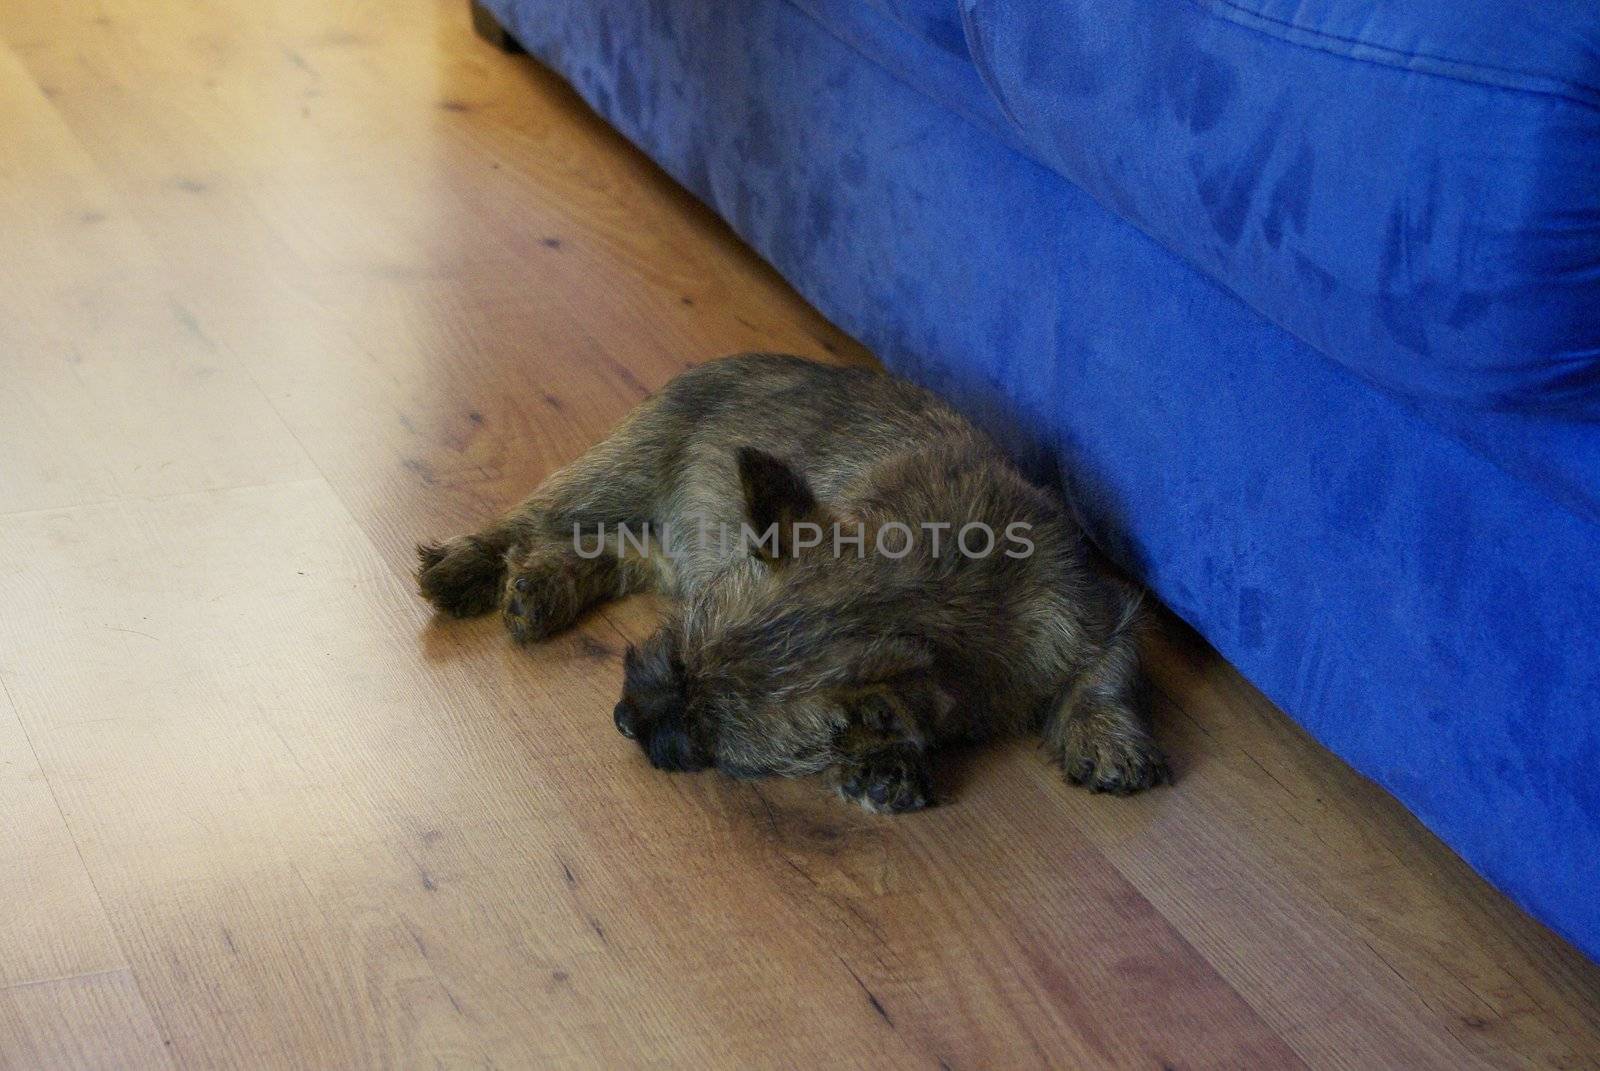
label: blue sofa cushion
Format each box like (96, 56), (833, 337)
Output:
(1205, 0), (1600, 100)
(960, 0), (1600, 413)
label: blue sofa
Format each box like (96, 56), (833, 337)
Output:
(482, 0), (1600, 960)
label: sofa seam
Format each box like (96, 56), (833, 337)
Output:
(1189, 0), (1600, 112)
(957, 0), (1026, 131)
(777, 0), (1036, 152)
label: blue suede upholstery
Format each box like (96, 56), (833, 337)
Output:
(961, 0), (1600, 415)
(485, 0), (1600, 961)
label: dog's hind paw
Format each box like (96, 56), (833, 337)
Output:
(1060, 723), (1171, 796)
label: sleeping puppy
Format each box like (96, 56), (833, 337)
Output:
(417, 353), (1168, 811)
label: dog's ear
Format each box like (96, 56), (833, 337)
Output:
(736, 447), (821, 562)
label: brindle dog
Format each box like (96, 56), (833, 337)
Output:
(417, 353), (1168, 812)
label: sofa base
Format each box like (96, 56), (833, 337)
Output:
(470, 0), (522, 54)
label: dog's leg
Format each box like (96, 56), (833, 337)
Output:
(1044, 594), (1170, 794)
(417, 400), (673, 636)
(499, 531), (664, 644)
(833, 687), (935, 813)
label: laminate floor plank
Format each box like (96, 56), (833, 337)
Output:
(0, 970), (171, 1071)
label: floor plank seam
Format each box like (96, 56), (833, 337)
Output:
(0, 671), (177, 1054)
(0, 475), (331, 522)
(0, 965), (129, 995)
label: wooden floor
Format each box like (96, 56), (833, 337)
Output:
(1, 1), (1597, 1067)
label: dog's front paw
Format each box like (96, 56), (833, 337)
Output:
(417, 537), (507, 618)
(502, 559), (582, 643)
(838, 746), (934, 814)
(1060, 722), (1171, 796)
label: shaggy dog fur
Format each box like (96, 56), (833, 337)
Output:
(417, 353), (1168, 812)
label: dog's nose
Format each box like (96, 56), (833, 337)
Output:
(613, 699), (639, 738)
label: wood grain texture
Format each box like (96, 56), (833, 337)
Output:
(0, 1), (1596, 1067)
(0, 970), (170, 1071)
(0, 45), (317, 513)
(0, 686), (123, 990)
